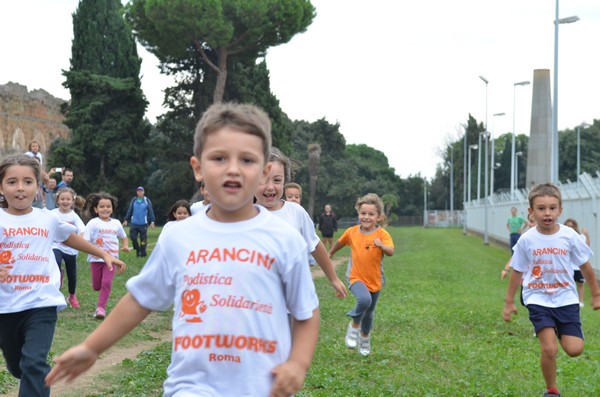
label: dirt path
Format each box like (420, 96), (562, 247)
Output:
(1, 257), (347, 397)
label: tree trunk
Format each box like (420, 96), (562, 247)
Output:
(213, 48), (228, 103)
(307, 143), (321, 220)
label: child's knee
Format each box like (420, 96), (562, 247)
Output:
(561, 336), (584, 357)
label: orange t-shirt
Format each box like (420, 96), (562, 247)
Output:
(338, 225), (394, 292)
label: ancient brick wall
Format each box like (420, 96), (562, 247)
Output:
(0, 82), (70, 157)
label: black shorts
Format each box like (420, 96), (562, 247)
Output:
(573, 270), (585, 283)
(527, 303), (583, 339)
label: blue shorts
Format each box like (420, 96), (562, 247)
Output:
(527, 304), (583, 339)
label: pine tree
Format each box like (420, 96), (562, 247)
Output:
(50, 0), (149, 207)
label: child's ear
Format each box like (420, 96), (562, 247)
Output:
(190, 156), (203, 182)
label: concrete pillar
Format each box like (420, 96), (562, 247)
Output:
(526, 69), (552, 188)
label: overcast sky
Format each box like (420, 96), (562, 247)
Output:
(2, 0), (599, 179)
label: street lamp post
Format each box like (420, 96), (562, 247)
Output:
(491, 112), (505, 194)
(479, 75), (489, 245)
(463, 130), (467, 234)
(449, 147), (454, 214)
(468, 144), (478, 201)
(515, 151), (523, 190)
(512, 80), (530, 199)
(551, 0), (580, 183)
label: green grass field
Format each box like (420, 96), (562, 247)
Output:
(2, 227), (600, 396)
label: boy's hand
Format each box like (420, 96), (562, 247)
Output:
(120, 246), (131, 253)
(591, 294), (600, 311)
(331, 278), (348, 299)
(270, 360), (306, 397)
(45, 344), (99, 386)
(103, 254), (126, 274)
(373, 238), (383, 248)
(502, 302), (518, 322)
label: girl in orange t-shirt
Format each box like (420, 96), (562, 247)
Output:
(329, 193), (394, 356)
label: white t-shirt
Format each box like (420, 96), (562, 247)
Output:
(83, 218), (127, 262)
(51, 209), (85, 256)
(511, 224), (593, 307)
(127, 205), (319, 397)
(269, 200), (320, 255)
(0, 208), (75, 313)
(190, 200), (209, 216)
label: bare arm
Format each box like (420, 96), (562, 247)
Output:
(312, 242), (347, 298)
(62, 233), (126, 273)
(45, 293), (151, 386)
(500, 257), (512, 280)
(373, 238), (394, 256)
(270, 309), (320, 397)
(328, 240), (345, 258)
(580, 262), (600, 310)
(502, 269), (523, 321)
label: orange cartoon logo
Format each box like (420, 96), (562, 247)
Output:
(532, 265), (542, 279)
(180, 288), (207, 323)
(95, 238), (104, 246)
(0, 250), (15, 266)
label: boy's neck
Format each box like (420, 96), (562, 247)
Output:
(207, 203), (259, 223)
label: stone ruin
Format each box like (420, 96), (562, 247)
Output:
(0, 82), (70, 157)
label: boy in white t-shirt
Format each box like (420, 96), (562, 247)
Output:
(503, 183), (600, 397)
(46, 102), (320, 397)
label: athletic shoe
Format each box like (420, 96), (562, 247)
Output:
(67, 294), (80, 309)
(579, 302), (584, 308)
(358, 334), (371, 356)
(345, 321), (359, 348)
(94, 307), (106, 320)
(543, 388), (560, 396)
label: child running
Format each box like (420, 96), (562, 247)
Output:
(283, 182), (317, 267)
(503, 183), (600, 397)
(0, 155), (125, 397)
(162, 199), (191, 232)
(82, 192), (130, 320)
(329, 193), (395, 356)
(190, 180), (211, 215)
(46, 102), (320, 397)
(51, 187), (86, 308)
(255, 147), (348, 298)
(563, 218), (591, 307)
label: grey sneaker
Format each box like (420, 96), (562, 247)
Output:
(358, 334), (371, 356)
(345, 321), (359, 348)
(543, 391), (560, 397)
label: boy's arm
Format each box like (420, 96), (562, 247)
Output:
(500, 257), (512, 279)
(312, 242), (348, 298)
(580, 262), (600, 310)
(502, 269), (523, 321)
(120, 237), (131, 252)
(373, 238), (394, 256)
(270, 309), (320, 397)
(45, 293), (150, 386)
(62, 233), (126, 273)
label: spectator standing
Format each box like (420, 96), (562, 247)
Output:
(56, 168), (74, 190)
(44, 177), (58, 210)
(318, 204), (338, 251)
(506, 206), (526, 253)
(24, 139), (43, 165)
(123, 186), (155, 257)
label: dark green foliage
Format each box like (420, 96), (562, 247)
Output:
(50, 0), (149, 214)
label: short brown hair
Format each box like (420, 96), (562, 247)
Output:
(355, 193), (384, 216)
(528, 183), (562, 208)
(193, 102), (272, 162)
(284, 182), (302, 195)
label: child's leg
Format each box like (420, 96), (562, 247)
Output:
(560, 335), (584, 357)
(90, 262), (103, 291)
(1, 307), (57, 397)
(96, 264), (116, 310)
(537, 327), (559, 390)
(52, 249), (64, 289)
(347, 281), (372, 329)
(359, 290), (381, 336)
(63, 254), (78, 295)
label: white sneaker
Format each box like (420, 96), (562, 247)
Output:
(345, 321), (359, 348)
(358, 334), (371, 356)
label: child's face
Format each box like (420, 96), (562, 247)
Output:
(255, 160), (285, 210)
(358, 203), (379, 232)
(174, 206), (190, 220)
(529, 195), (562, 234)
(95, 198), (113, 220)
(284, 187), (301, 204)
(189, 127), (269, 221)
(0, 165), (37, 215)
(57, 193), (74, 212)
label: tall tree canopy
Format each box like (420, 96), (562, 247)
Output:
(51, 0), (149, 205)
(126, 0), (315, 102)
